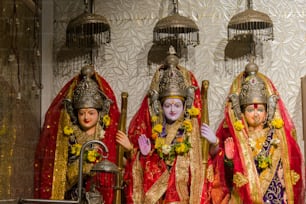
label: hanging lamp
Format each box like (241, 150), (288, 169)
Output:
(227, 0), (273, 42)
(66, 0), (110, 48)
(153, 0), (199, 47)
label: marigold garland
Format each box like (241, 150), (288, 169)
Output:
(70, 143), (82, 156)
(152, 124), (163, 134)
(151, 115), (158, 123)
(151, 116), (193, 162)
(182, 119), (192, 132)
(270, 118), (284, 129)
(102, 114), (111, 128)
(234, 120), (244, 131)
(187, 106), (200, 117)
(70, 144), (100, 163)
(63, 125), (74, 135)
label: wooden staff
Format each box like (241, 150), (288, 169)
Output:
(114, 92), (128, 204)
(201, 80), (210, 179)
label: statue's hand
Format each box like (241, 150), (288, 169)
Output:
(224, 137), (235, 159)
(138, 134), (151, 156)
(201, 123), (217, 144)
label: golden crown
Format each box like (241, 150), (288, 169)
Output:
(159, 67), (187, 100)
(158, 46), (187, 101)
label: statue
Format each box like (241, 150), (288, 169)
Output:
(34, 65), (120, 204)
(116, 46), (217, 203)
(210, 60), (305, 203)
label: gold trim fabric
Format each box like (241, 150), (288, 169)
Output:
(233, 172), (248, 188)
(226, 72), (301, 203)
(51, 79), (77, 199)
(131, 118), (204, 203)
(51, 110), (70, 199)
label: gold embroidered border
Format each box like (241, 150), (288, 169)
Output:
(51, 110), (69, 199)
(206, 164), (214, 183)
(144, 171), (169, 204)
(175, 155), (190, 202)
(132, 152), (145, 203)
(290, 170), (300, 185)
(233, 172), (248, 188)
(228, 103), (263, 202)
(188, 118), (204, 203)
(276, 128), (294, 204)
(51, 79), (77, 199)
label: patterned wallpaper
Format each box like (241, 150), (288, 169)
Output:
(52, 0), (306, 155)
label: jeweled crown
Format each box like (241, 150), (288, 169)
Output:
(158, 46), (187, 100)
(72, 65), (104, 109)
(239, 61), (267, 106)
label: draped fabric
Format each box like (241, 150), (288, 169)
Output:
(34, 72), (120, 204)
(123, 65), (210, 203)
(211, 71), (305, 204)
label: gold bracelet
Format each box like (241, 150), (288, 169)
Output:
(212, 138), (219, 147)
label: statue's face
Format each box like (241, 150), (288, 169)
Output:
(244, 104), (267, 129)
(162, 98), (184, 123)
(77, 108), (99, 134)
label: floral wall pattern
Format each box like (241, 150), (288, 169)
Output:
(52, 0), (306, 157)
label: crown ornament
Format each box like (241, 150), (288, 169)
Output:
(230, 58), (278, 121)
(159, 67), (186, 101)
(149, 46), (196, 117)
(158, 46), (187, 101)
(64, 65), (112, 125)
(73, 65), (104, 109)
(239, 64), (267, 106)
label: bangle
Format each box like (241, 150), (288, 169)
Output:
(211, 138), (219, 147)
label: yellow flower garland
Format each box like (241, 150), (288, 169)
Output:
(270, 118), (284, 129)
(70, 144), (100, 163)
(102, 115), (111, 127)
(63, 125), (74, 135)
(234, 120), (244, 131)
(187, 106), (200, 117)
(151, 116), (192, 162)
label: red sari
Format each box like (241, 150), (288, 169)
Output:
(34, 71), (120, 204)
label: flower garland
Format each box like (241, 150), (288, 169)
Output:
(63, 113), (111, 164)
(270, 118), (284, 129)
(234, 120), (244, 131)
(248, 118), (283, 171)
(151, 106), (199, 162)
(69, 143), (101, 163)
(234, 115), (284, 171)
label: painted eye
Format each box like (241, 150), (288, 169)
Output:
(257, 108), (265, 113)
(175, 103), (181, 108)
(246, 108), (254, 113)
(163, 103), (171, 108)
